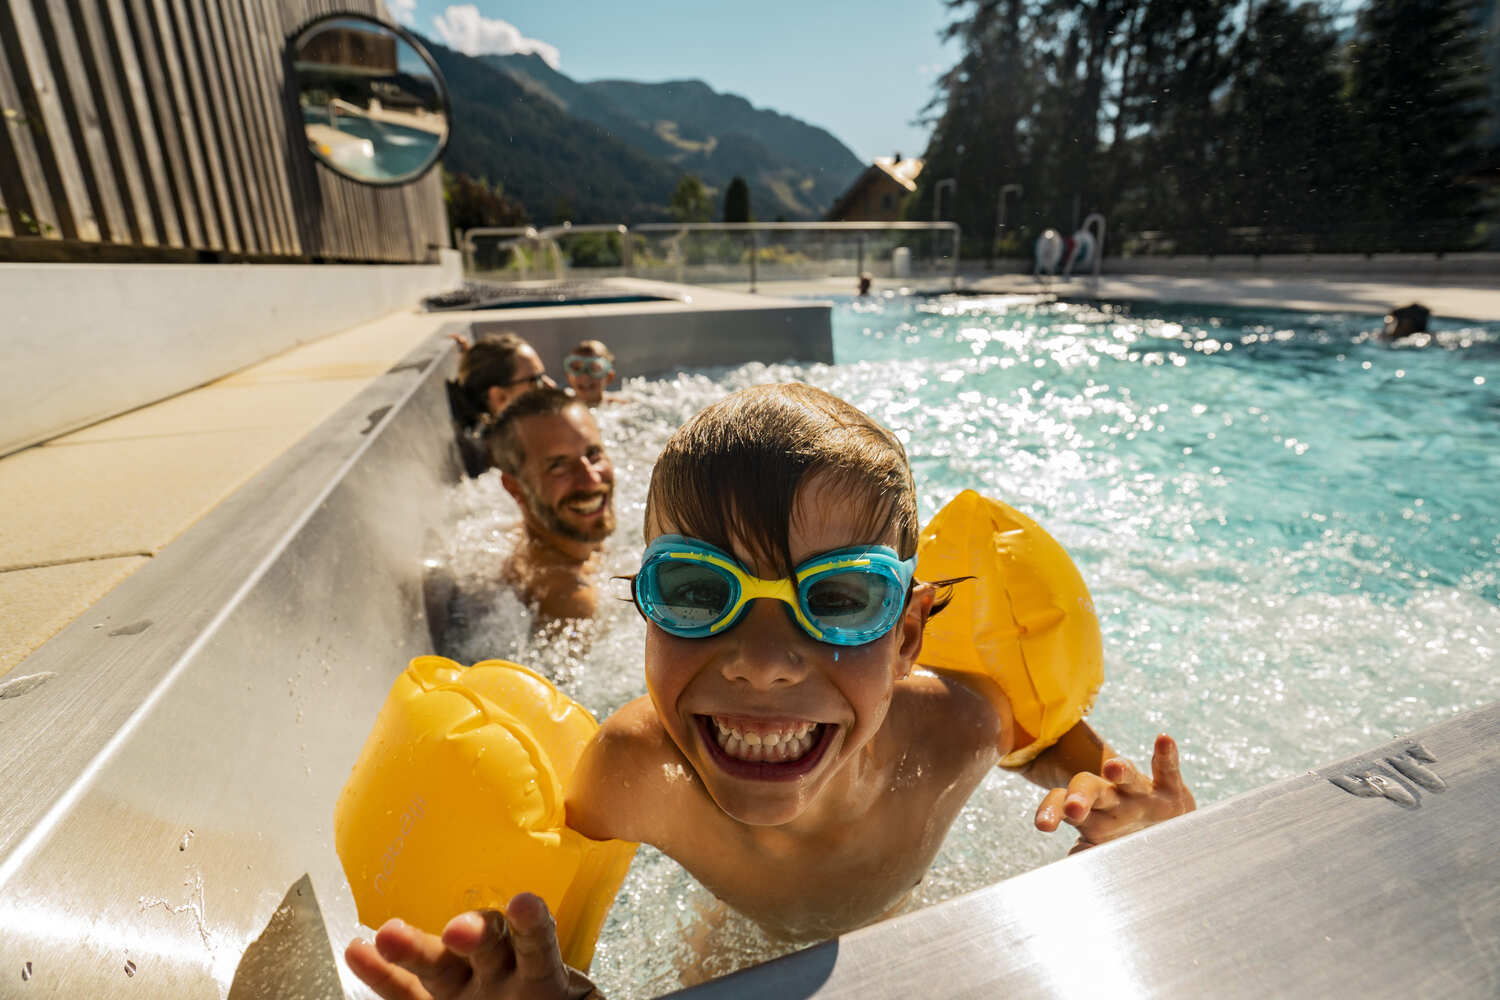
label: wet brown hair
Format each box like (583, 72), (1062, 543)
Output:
(484, 386), (582, 475)
(644, 383), (918, 575)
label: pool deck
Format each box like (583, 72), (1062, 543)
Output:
(4, 271), (1500, 679)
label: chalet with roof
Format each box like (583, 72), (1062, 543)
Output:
(825, 155), (924, 221)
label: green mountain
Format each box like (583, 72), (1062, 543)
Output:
(478, 52), (866, 220)
(423, 39), (679, 224)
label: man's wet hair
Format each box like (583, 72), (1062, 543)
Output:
(450, 332), (534, 428)
(644, 383), (919, 575)
(484, 385), (582, 476)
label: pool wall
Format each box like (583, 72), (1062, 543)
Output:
(463, 278), (834, 378)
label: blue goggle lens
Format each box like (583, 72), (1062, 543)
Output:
(566, 355), (613, 378)
(633, 538), (914, 646)
(649, 560), (736, 626)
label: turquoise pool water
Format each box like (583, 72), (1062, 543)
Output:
(440, 293), (1500, 996)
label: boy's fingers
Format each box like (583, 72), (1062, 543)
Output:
(1102, 756), (1152, 796)
(444, 909), (516, 984)
(1152, 734), (1197, 811)
(345, 937), (434, 1000)
(1152, 734), (1184, 789)
(375, 918), (472, 998)
(1063, 772), (1118, 824)
(1034, 786), (1068, 831)
(505, 893), (573, 989)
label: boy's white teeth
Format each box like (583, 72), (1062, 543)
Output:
(711, 718), (820, 763)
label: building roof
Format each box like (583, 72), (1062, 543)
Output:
(825, 157), (926, 219)
(872, 156), (924, 192)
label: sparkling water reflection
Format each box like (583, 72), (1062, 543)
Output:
(436, 294), (1500, 997)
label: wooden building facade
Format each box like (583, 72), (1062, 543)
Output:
(0, 0), (447, 264)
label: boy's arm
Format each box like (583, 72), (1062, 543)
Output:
(1025, 722), (1196, 851)
(1017, 719), (1115, 789)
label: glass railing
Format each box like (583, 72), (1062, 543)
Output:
(459, 221), (961, 289)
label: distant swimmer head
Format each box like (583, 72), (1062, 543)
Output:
(564, 339), (616, 405)
(1382, 303), (1431, 341)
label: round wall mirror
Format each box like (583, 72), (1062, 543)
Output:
(291, 14), (450, 186)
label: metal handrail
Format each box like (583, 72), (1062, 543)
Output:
(536, 223), (633, 279)
(458, 226), (538, 276)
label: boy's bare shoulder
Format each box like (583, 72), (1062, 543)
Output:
(568, 696), (693, 843)
(592, 696), (672, 753)
(895, 668), (1008, 757)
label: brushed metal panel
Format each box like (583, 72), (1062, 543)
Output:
(0, 329), (463, 997)
(667, 702), (1500, 999)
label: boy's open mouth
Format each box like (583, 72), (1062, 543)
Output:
(696, 715), (834, 780)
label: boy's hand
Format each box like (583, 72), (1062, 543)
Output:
(1033, 733), (1195, 853)
(345, 893), (597, 1000)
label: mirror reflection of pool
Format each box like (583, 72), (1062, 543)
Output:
(437, 295), (1500, 997)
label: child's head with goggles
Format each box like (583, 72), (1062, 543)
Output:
(565, 340), (614, 378)
(636, 384), (927, 646)
(564, 340), (616, 405)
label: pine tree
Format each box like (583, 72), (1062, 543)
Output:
(1347, 0), (1490, 250)
(1222, 0), (1357, 251)
(670, 175), (713, 223)
(723, 176), (752, 223)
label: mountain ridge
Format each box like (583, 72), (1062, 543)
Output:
(454, 49), (864, 221)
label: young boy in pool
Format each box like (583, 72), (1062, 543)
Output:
(563, 340), (621, 407)
(347, 383), (1195, 1000)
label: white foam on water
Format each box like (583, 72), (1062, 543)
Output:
(432, 295), (1500, 997)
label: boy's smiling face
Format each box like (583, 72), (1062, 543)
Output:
(642, 475), (932, 827)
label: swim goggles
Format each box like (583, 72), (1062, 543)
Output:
(565, 354), (613, 379)
(632, 534), (917, 646)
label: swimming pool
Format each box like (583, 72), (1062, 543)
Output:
(438, 293), (1500, 996)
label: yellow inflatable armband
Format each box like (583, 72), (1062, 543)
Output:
(334, 655), (637, 970)
(916, 490), (1104, 768)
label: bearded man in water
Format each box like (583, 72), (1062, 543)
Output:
(485, 387), (616, 623)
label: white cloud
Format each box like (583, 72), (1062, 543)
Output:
(386, 0), (416, 24)
(431, 5), (560, 69)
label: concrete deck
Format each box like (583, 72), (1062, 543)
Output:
(5, 271), (1499, 680)
(0, 279), (824, 678)
(714, 272), (1500, 322)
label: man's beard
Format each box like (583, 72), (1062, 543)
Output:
(524, 484), (615, 543)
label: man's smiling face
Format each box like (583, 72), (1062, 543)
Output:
(512, 404), (615, 543)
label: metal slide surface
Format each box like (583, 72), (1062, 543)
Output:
(669, 701), (1499, 998)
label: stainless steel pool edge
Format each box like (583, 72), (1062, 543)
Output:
(0, 330), (457, 869)
(666, 701), (1500, 999)
(0, 328), (463, 997)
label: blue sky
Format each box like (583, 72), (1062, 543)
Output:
(389, 1), (961, 163)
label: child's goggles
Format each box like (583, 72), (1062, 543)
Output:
(632, 535), (917, 646)
(565, 354), (613, 378)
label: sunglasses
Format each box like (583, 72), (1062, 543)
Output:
(502, 372), (550, 389)
(565, 354), (613, 379)
(632, 535), (916, 646)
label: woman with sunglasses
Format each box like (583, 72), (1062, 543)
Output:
(347, 383), (1194, 1000)
(446, 332), (556, 476)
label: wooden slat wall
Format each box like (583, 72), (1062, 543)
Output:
(0, 0), (446, 262)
